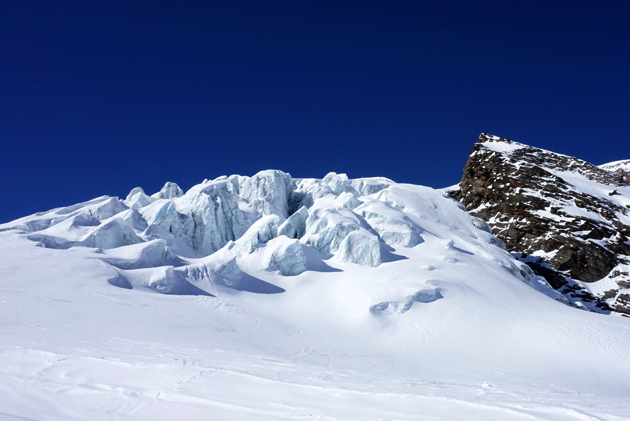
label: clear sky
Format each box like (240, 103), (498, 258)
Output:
(1, 1), (629, 223)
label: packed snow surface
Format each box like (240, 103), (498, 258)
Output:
(1, 171), (630, 420)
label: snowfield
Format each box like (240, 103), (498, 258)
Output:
(1, 171), (629, 420)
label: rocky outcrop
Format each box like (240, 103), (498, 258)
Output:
(455, 133), (630, 314)
(601, 160), (630, 183)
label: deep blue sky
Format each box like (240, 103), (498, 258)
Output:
(1, 1), (629, 223)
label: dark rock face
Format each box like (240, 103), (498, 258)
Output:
(455, 133), (630, 314)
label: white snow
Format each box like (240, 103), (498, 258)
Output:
(1, 171), (630, 420)
(480, 139), (526, 153)
(600, 158), (630, 172)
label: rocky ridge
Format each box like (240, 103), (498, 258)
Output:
(454, 133), (630, 314)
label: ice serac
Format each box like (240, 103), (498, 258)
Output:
(152, 182), (184, 199)
(148, 266), (210, 295)
(232, 215), (281, 254)
(27, 215), (142, 250)
(176, 178), (251, 256)
(322, 172), (348, 196)
(302, 207), (371, 254)
(356, 198), (423, 247)
(277, 206), (309, 239)
(335, 230), (381, 267)
(142, 200), (191, 241)
(2, 166), (570, 301)
(124, 187), (156, 209)
(82, 218), (143, 249)
(240, 170), (293, 218)
(120, 208), (149, 231)
(263, 236), (307, 276)
(455, 132), (630, 314)
(99, 240), (176, 269)
(350, 177), (394, 196)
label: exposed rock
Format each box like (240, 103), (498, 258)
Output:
(456, 133), (630, 313)
(601, 159), (630, 183)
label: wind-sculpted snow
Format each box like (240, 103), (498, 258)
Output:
(0, 169), (555, 304)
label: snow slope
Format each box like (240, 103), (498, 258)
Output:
(1, 171), (630, 420)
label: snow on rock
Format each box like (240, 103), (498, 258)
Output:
(240, 170), (293, 218)
(600, 159), (630, 183)
(151, 182), (184, 199)
(262, 236), (307, 276)
(457, 132), (630, 314)
(335, 230), (381, 267)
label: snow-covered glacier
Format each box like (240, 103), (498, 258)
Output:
(4, 170), (547, 298)
(1, 170), (630, 420)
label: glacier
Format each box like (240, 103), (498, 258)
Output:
(9, 170), (523, 294)
(1, 170), (630, 420)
